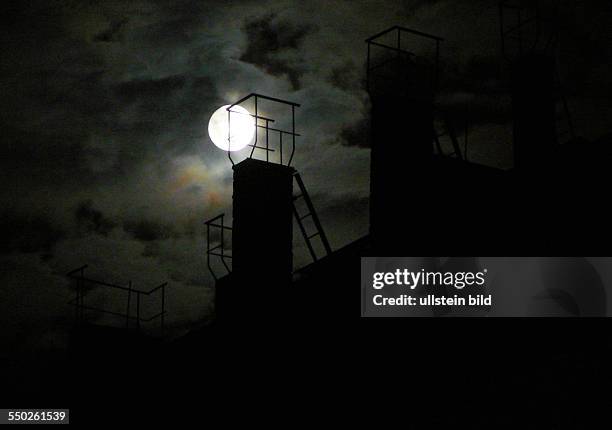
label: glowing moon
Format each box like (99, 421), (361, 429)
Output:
(208, 105), (255, 151)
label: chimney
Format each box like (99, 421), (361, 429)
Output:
(499, 3), (559, 171)
(232, 158), (295, 285)
(366, 27), (442, 254)
(511, 53), (557, 171)
(211, 94), (303, 322)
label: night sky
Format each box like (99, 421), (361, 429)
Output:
(2, 1), (611, 348)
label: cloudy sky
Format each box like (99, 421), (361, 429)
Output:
(1, 0), (611, 350)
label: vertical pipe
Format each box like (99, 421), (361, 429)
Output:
(266, 120), (269, 162)
(126, 280), (131, 329)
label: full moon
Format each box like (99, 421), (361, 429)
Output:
(208, 105), (256, 151)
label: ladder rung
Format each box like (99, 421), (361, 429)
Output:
(307, 233), (319, 240)
(293, 194), (303, 200)
(300, 213), (312, 221)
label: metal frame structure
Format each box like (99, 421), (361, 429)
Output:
(204, 213), (232, 281)
(225, 93), (301, 167)
(67, 265), (167, 330)
(366, 25), (444, 93)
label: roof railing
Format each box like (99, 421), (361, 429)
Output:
(366, 26), (444, 92)
(66, 265), (167, 331)
(204, 214), (232, 281)
(225, 93), (300, 167)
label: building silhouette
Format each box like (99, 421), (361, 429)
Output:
(208, 11), (611, 320)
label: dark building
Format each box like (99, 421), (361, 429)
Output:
(216, 158), (295, 321)
(210, 17), (611, 321)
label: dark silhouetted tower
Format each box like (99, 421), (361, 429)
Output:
(511, 54), (557, 171)
(500, 2), (559, 171)
(366, 27), (443, 254)
(232, 158), (295, 288)
(207, 93), (330, 322)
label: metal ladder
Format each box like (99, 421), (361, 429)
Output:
(292, 172), (332, 262)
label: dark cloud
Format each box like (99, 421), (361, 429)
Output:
(329, 60), (365, 92)
(75, 200), (116, 236)
(337, 117), (370, 148)
(115, 75), (187, 102)
(123, 219), (175, 242)
(93, 18), (129, 43)
(240, 13), (313, 90)
(0, 212), (65, 258)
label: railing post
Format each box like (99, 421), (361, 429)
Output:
(126, 280), (132, 329)
(435, 39), (441, 92)
(78, 267), (85, 325)
(161, 285), (166, 331)
(75, 274), (80, 326)
(136, 292), (141, 329)
(280, 132), (283, 165)
(289, 105), (296, 165)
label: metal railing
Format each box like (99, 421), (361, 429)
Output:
(499, 1), (561, 59)
(225, 93), (300, 167)
(366, 26), (444, 93)
(67, 265), (167, 330)
(204, 214), (232, 281)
